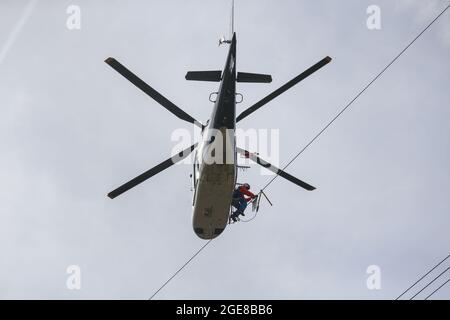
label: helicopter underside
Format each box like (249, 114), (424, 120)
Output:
(192, 163), (236, 239)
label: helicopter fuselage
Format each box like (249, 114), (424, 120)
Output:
(191, 34), (237, 239)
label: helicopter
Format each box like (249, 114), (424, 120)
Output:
(105, 1), (331, 239)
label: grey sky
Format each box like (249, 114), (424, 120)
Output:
(0, 0), (449, 299)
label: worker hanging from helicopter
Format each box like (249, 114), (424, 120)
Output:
(230, 183), (257, 222)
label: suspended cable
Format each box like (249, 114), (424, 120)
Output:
(149, 239), (213, 300)
(396, 254), (450, 300)
(424, 278), (450, 300)
(148, 4), (450, 300)
(260, 4), (450, 192)
(410, 266), (450, 300)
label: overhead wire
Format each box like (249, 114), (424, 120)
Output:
(149, 4), (450, 299)
(424, 278), (450, 300)
(409, 266), (450, 300)
(149, 239), (213, 300)
(259, 4), (450, 193)
(396, 254), (450, 300)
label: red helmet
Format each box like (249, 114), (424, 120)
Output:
(243, 183), (250, 190)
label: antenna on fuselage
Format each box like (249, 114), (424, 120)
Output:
(231, 0), (235, 35)
(219, 0), (234, 46)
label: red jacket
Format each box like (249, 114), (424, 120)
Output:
(238, 186), (256, 202)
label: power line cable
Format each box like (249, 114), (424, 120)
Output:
(396, 254), (450, 300)
(260, 4), (450, 192)
(424, 278), (450, 300)
(410, 266), (450, 300)
(149, 239), (213, 300)
(148, 4), (450, 299)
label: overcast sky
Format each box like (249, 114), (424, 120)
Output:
(0, 0), (449, 299)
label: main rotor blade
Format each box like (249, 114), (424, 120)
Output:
(108, 143), (197, 199)
(237, 148), (316, 191)
(105, 57), (202, 127)
(236, 56), (332, 122)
